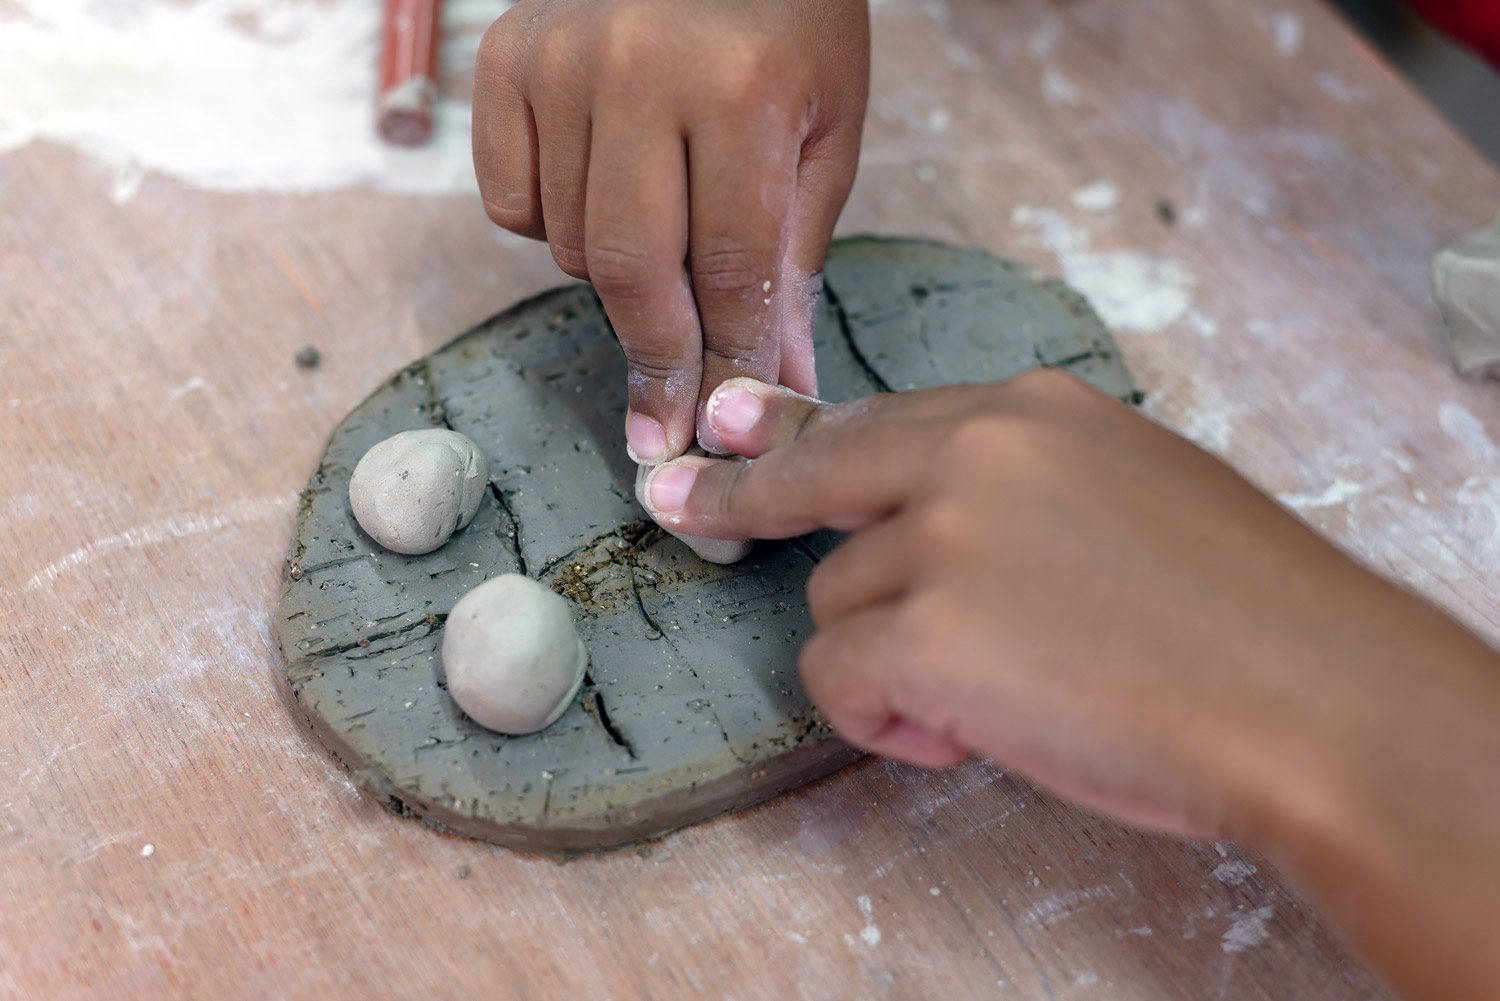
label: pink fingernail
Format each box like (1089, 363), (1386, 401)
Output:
(647, 463), (698, 514)
(709, 385), (765, 436)
(626, 412), (667, 464)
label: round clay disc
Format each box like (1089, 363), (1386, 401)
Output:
(277, 237), (1138, 853)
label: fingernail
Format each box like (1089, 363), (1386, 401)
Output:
(646, 462), (698, 514)
(697, 403), (730, 455)
(626, 412), (667, 464)
(708, 385), (765, 436)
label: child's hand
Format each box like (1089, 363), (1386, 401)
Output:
(473, 0), (870, 463)
(638, 372), (1500, 999)
(641, 372), (1495, 829)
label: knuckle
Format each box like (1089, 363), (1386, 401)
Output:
(690, 242), (773, 299)
(533, 28), (577, 79)
(585, 240), (656, 300)
(936, 414), (1034, 468)
(891, 592), (946, 654)
(548, 239), (589, 280)
(716, 460), (753, 523)
(933, 415), (1007, 464)
(704, 40), (790, 112)
(596, 5), (669, 77)
(482, 196), (541, 238)
(704, 339), (772, 370)
(908, 500), (971, 559)
(619, 341), (688, 384)
(1010, 365), (1091, 402)
(926, 413), (1057, 496)
(475, 16), (524, 76)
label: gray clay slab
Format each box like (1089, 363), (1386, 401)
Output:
(277, 237), (1138, 853)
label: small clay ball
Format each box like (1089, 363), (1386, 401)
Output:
(349, 429), (489, 555)
(442, 574), (589, 734)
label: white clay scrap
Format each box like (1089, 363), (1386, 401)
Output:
(635, 455), (754, 565)
(442, 574), (589, 735)
(1433, 212), (1500, 379)
(349, 428), (489, 555)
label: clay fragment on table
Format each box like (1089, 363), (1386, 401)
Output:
(1433, 212), (1500, 379)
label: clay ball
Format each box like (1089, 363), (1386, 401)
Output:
(442, 574), (589, 735)
(349, 429), (489, 555)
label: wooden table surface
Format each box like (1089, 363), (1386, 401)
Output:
(3, 0), (1498, 997)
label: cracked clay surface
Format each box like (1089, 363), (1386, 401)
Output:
(276, 237), (1138, 853)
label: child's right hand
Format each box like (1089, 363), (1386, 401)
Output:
(639, 372), (1500, 1000)
(473, 0), (871, 464)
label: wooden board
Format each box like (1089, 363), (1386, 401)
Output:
(278, 238), (1136, 852)
(3, 0), (1498, 996)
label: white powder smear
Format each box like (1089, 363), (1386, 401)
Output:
(1011, 205), (1195, 333)
(855, 895), (881, 947)
(0, 0), (511, 194)
(1221, 905), (1273, 952)
(1267, 12), (1303, 57)
(1071, 180), (1120, 214)
(1277, 478), (1364, 510)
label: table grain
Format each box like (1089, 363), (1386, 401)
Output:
(3, 0), (1497, 997)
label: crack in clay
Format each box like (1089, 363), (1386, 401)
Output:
(917, 324), (943, 382)
(535, 525), (640, 581)
(582, 673), (637, 759)
(1034, 345), (1105, 369)
(682, 662), (755, 766)
(787, 536), (824, 567)
(285, 616), (442, 681)
(301, 368), (756, 776)
(823, 279), (894, 394)
(627, 562), (668, 639)
(294, 553), (371, 576)
(542, 522), (679, 645)
(540, 769), (556, 818)
(615, 541), (747, 762)
(412, 734), (466, 759)
(409, 357), (530, 577)
(486, 479), (529, 577)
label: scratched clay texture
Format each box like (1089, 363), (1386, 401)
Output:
(3, 0), (1498, 997)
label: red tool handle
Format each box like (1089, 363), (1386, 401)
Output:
(378, 0), (443, 145)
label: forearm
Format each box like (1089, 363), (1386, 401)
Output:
(1251, 582), (1500, 1000)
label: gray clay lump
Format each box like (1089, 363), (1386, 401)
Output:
(349, 428), (489, 554)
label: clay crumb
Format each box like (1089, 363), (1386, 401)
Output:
(634, 843), (672, 863)
(295, 345), (322, 368)
(455, 864), (471, 879)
